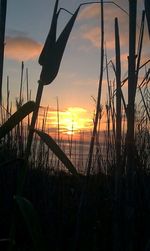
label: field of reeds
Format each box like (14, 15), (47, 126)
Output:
(0, 0), (150, 251)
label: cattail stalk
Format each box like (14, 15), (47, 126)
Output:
(87, 0), (104, 177)
(19, 61), (24, 105)
(25, 82), (44, 160)
(115, 17), (121, 167)
(127, 0), (137, 171)
(126, 2), (137, 249)
(145, 0), (150, 37)
(134, 10), (145, 99)
(6, 75), (9, 116)
(26, 68), (29, 102)
(105, 53), (116, 141)
(26, 68), (30, 128)
(113, 17), (122, 251)
(56, 96), (60, 144)
(0, 0), (7, 103)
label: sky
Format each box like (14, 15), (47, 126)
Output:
(2, 0), (149, 138)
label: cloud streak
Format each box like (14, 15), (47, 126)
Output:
(82, 26), (100, 48)
(78, 4), (100, 20)
(78, 1), (149, 52)
(78, 3), (129, 50)
(5, 36), (42, 61)
(80, 24), (128, 50)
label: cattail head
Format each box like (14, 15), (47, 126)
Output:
(39, 1), (79, 85)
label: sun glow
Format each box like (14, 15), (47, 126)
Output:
(43, 107), (93, 138)
(38, 105), (111, 141)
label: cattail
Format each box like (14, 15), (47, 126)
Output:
(0, 0), (7, 103)
(25, 0), (80, 163)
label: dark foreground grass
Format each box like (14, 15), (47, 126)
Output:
(0, 159), (150, 251)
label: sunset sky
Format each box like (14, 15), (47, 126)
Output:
(2, 0), (149, 137)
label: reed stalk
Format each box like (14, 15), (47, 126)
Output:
(26, 68), (29, 102)
(113, 16), (122, 251)
(19, 62), (24, 105)
(126, 0), (137, 172)
(86, 0), (104, 177)
(145, 0), (150, 37)
(115, 17), (121, 168)
(0, 0), (7, 103)
(56, 97), (60, 144)
(25, 82), (44, 160)
(6, 76), (9, 117)
(26, 68), (30, 128)
(134, 11), (145, 100)
(126, 2), (137, 249)
(106, 102), (110, 169)
(74, 2), (104, 250)
(105, 52), (116, 142)
(6, 75), (10, 148)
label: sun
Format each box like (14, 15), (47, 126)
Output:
(46, 106), (92, 137)
(60, 108), (91, 135)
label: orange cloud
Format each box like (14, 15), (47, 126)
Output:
(79, 3), (127, 23)
(78, 4), (99, 20)
(5, 36), (42, 61)
(78, 0), (149, 52)
(78, 3), (129, 50)
(80, 24), (128, 50)
(82, 26), (100, 48)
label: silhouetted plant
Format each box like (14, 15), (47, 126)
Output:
(25, 0), (80, 172)
(145, 0), (150, 37)
(0, 0), (7, 103)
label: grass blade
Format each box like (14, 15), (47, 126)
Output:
(0, 101), (36, 139)
(34, 129), (78, 176)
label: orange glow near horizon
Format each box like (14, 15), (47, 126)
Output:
(37, 106), (109, 141)
(46, 107), (93, 137)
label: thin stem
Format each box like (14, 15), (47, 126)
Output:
(19, 62), (24, 104)
(127, 0), (137, 154)
(25, 82), (44, 160)
(0, 0), (7, 103)
(17, 82), (44, 195)
(79, 1), (128, 15)
(58, 8), (73, 16)
(115, 17), (121, 166)
(86, 0), (104, 177)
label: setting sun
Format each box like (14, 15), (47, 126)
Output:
(60, 107), (92, 134)
(43, 107), (93, 137)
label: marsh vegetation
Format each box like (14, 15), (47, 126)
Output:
(0, 0), (150, 250)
